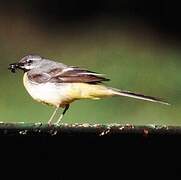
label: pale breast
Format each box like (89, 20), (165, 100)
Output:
(23, 73), (74, 107)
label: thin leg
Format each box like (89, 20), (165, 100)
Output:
(48, 106), (59, 124)
(55, 104), (70, 125)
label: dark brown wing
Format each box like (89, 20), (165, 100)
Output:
(28, 67), (110, 84)
(51, 67), (110, 83)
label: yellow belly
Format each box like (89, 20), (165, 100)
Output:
(23, 73), (113, 107)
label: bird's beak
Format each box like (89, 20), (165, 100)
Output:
(8, 62), (24, 73)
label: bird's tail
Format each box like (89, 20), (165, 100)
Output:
(109, 87), (170, 105)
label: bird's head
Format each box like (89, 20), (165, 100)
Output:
(8, 54), (43, 73)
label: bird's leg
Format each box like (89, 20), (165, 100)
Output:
(48, 106), (59, 125)
(55, 104), (70, 125)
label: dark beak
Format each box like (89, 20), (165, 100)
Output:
(8, 62), (24, 73)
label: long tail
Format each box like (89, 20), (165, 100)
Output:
(109, 88), (170, 105)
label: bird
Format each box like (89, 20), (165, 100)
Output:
(8, 54), (169, 125)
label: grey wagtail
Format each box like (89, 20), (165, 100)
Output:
(8, 54), (169, 124)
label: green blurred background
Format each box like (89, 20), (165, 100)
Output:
(0, 1), (180, 125)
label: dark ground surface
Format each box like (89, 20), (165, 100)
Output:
(0, 123), (181, 178)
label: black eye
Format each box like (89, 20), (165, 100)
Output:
(27, 59), (33, 64)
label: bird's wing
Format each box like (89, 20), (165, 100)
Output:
(28, 72), (51, 83)
(28, 66), (110, 84)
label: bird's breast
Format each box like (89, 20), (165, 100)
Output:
(23, 73), (74, 107)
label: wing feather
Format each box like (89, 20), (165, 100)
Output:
(28, 67), (109, 84)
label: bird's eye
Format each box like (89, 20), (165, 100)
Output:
(27, 59), (33, 64)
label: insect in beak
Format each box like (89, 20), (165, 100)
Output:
(8, 62), (25, 73)
(8, 63), (19, 73)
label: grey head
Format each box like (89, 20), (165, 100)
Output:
(8, 54), (68, 73)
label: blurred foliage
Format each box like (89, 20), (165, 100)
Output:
(0, 11), (180, 125)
